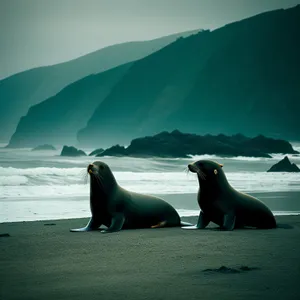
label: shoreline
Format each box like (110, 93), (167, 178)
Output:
(0, 214), (299, 225)
(2, 191), (300, 224)
(1, 210), (300, 225)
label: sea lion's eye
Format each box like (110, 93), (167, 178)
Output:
(99, 165), (104, 170)
(214, 169), (218, 175)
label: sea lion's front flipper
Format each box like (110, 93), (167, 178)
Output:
(70, 218), (102, 232)
(101, 213), (125, 233)
(180, 221), (194, 227)
(222, 214), (236, 231)
(182, 211), (210, 229)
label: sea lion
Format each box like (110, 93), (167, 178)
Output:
(182, 160), (276, 230)
(71, 161), (191, 233)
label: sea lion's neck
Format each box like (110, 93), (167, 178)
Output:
(198, 171), (230, 193)
(90, 173), (118, 199)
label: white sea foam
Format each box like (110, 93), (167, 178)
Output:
(0, 175), (29, 186)
(188, 154), (271, 162)
(176, 209), (200, 217)
(273, 211), (300, 216)
(0, 166), (84, 177)
(1, 166), (300, 199)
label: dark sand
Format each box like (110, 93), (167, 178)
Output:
(1, 216), (300, 300)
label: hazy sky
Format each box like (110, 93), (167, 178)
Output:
(1, 0), (299, 79)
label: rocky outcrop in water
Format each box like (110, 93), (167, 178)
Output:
(97, 145), (127, 157)
(267, 156), (300, 172)
(60, 146), (87, 157)
(89, 148), (104, 156)
(97, 130), (298, 158)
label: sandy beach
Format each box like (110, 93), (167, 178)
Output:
(0, 215), (299, 300)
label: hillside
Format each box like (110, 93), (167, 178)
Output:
(77, 5), (300, 147)
(1, 30), (198, 143)
(8, 63), (132, 147)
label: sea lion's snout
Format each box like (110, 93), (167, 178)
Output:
(87, 164), (96, 174)
(188, 163), (197, 173)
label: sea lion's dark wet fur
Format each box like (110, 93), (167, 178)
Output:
(183, 160), (276, 230)
(71, 161), (190, 233)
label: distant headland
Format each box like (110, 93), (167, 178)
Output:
(88, 130), (299, 158)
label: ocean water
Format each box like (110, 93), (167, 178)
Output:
(1, 144), (300, 223)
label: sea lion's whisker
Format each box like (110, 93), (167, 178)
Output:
(197, 170), (206, 180)
(184, 167), (189, 175)
(81, 169), (87, 175)
(80, 171), (88, 183)
(97, 173), (106, 186)
(83, 173), (88, 184)
(95, 176), (103, 190)
(197, 171), (202, 179)
(80, 172), (84, 179)
(95, 174), (107, 194)
(94, 174), (102, 186)
(97, 173), (105, 181)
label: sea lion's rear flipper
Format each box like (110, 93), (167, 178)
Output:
(182, 211), (210, 229)
(151, 221), (167, 228)
(70, 218), (101, 232)
(101, 213), (125, 233)
(222, 214), (236, 231)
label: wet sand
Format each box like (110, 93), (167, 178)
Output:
(1, 216), (300, 300)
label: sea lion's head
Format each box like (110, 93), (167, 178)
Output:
(87, 161), (117, 192)
(87, 161), (109, 174)
(188, 160), (225, 184)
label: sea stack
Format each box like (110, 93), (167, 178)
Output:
(60, 146), (87, 157)
(267, 156), (300, 172)
(89, 148), (104, 156)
